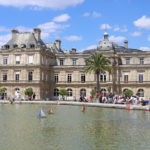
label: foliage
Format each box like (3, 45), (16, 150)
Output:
(107, 87), (111, 94)
(59, 89), (68, 100)
(0, 88), (6, 93)
(90, 89), (96, 98)
(59, 89), (68, 96)
(24, 88), (33, 96)
(124, 89), (133, 97)
(85, 52), (111, 96)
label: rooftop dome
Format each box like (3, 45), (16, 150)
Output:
(97, 32), (118, 51)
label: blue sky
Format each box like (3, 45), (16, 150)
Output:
(0, 0), (150, 51)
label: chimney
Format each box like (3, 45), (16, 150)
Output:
(34, 28), (41, 41)
(71, 48), (76, 53)
(55, 40), (61, 50)
(11, 29), (19, 38)
(124, 40), (128, 48)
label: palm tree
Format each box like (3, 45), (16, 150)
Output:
(85, 52), (111, 97)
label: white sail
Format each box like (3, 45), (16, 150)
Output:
(40, 109), (46, 118)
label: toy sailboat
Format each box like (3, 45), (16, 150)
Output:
(48, 108), (53, 114)
(38, 109), (47, 118)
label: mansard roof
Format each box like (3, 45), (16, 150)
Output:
(2, 28), (46, 49)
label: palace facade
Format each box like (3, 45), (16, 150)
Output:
(0, 28), (149, 100)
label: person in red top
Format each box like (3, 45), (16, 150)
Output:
(98, 93), (103, 103)
(90, 96), (93, 102)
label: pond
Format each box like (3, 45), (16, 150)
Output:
(0, 104), (150, 150)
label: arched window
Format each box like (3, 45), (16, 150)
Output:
(21, 44), (26, 48)
(13, 44), (18, 48)
(67, 89), (72, 96)
(101, 89), (107, 97)
(80, 89), (86, 96)
(54, 89), (59, 96)
(30, 44), (35, 48)
(5, 45), (10, 49)
(15, 88), (20, 91)
(137, 89), (144, 97)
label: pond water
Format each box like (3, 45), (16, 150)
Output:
(0, 104), (150, 150)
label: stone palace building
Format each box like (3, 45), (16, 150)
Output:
(0, 28), (149, 100)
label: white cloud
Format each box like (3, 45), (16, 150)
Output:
(114, 26), (120, 32)
(15, 26), (32, 32)
(83, 12), (90, 17)
(0, 20), (70, 46)
(92, 11), (101, 18)
(121, 25), (128, 32)
(109, 35), (126, 43)
(0, 34), (11, 46)
(113, 25), (128, 32)
(100, 24), (112, 30)
(131, 31), (142, 37)
(38, 21), (69, 39)
(134, 16), (150, 29)
(0, 0), (85, 10)
(139, 46), (150, 51)
(53, 14), (70, 22)
(64, 35), (82, 41)
(147, 35), (150, 41)
(0, 26), (10, 32)
(84, 44), (97, 49)
(80, 44), (97, 51)
(83, 11), (101, 18)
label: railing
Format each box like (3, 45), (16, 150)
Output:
(55, 80), (150, 84)
(0, 80), (49, 83)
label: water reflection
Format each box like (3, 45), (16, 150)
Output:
(0, 104), (150, 150)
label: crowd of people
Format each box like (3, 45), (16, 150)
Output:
(79, 93), (150, 106)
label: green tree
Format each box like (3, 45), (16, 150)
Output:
(0, 88), (7, 99)
(59, 89), (68, 100)
(24, 88), (33, 97)
(0, 88), (6, 94)
(85, 52), (111, 97)
(124, 89), (133, 98)
(90, 89), (96, 100)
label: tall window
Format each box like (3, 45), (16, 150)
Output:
(42, 72), (44, 81)
(28, 72), (33, 81)
(60, 59), (64, 66)
(15, 56), (20, 64)
(28, 56), (33, 64)
(125, 57), (130, 65)
(67, 74), (72, 83)
(54, 73), (59, 83)
(137, 89), (144, 97)
(3, 56), (8, 64)
(3, 72), (7, 81)
(124, 75), (128, 83)
(139, 57), (144, 65)
(80, 89), (86, 96)
(72, 59), (77, 65)
(100, 72), (106, 82)
(67, 89), (72, 96)
(30, 44), (35, 48)
(139, 74), (143, 83)
(54, 89), (59, 96)
(81, 73), (85, 83)
(15, 72), (20, 81)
